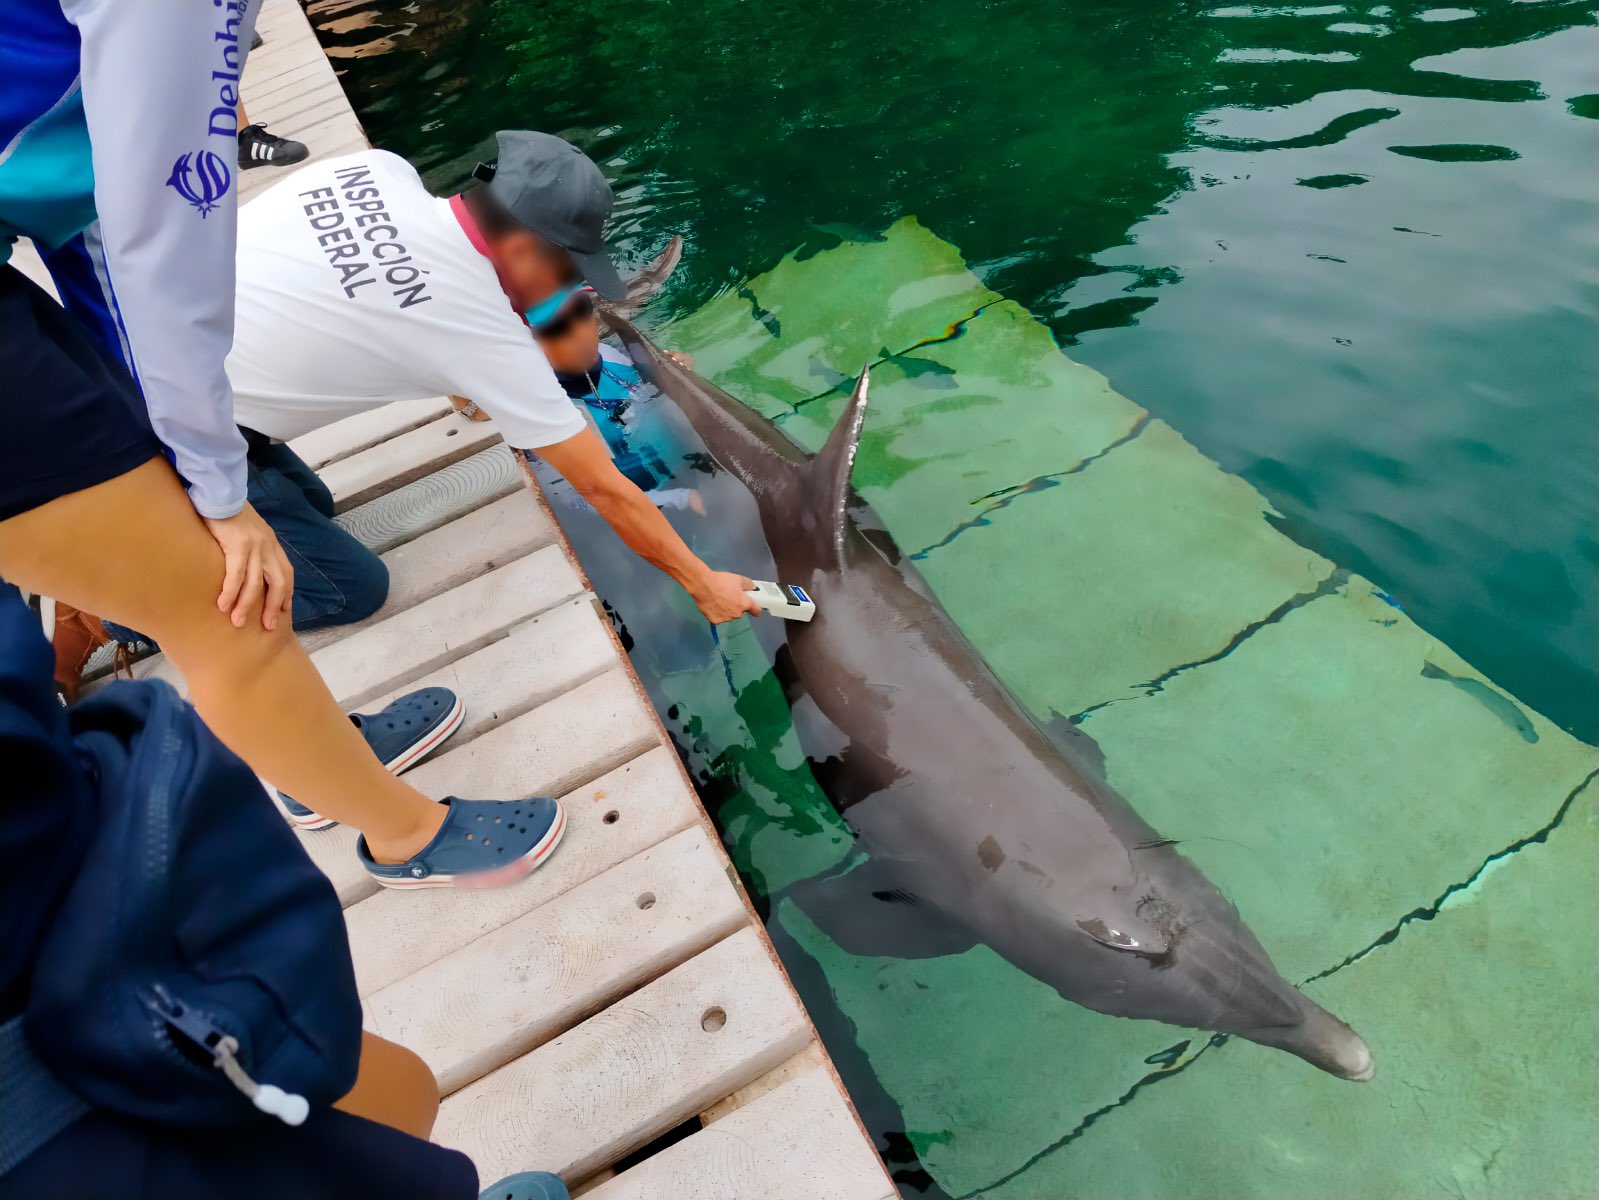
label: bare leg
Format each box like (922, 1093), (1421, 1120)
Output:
(238, 99), (250, 128)
(0, 459), (443, 862)
(336, 1033), (440, 1140)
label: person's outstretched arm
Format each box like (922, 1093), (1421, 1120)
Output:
(62, 0), (292, 629)
(536, 428), (760, 624)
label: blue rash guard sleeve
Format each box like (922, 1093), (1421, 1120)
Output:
(58, 0), (259, 519)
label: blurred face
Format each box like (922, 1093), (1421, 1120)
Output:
(534, 294), (601, 373)
(488, 230), (578, 310)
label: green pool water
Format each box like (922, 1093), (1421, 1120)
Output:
(315, 3), (1599, 1195)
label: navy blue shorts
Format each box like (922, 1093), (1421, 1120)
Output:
(0, 1106), (478, 1200)
(0, 263), (162, 522)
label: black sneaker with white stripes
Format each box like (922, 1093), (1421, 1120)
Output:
(238, 124), (309, 171)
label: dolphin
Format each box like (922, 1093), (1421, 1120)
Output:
(606, 315), (1375, 1082)
(599, 236), (684, 327)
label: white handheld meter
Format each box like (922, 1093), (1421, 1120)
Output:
(746, 580), (817, 622)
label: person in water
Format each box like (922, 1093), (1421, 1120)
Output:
(495, 283), (703, 514)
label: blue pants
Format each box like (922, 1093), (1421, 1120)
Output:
(244, 441), (389, 631)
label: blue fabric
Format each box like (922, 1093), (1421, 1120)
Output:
(25, 676), (363, 1127)
(0, 264), (160, 521)
(0, 1016), (88, 1176)
(359, 797), (560, 885)
(245, 441), (389, 631)
(547, 351), (677, 493)
(0, 1103), (478, 1200)
(37, 225), (132, 367)
(553, 354), (641, 413)
(0, 0), (95, 258)
(0, 584), (97, 1019)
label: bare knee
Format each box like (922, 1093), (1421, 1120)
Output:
(337, 1033), (440, 1140)
(158, 605), (299, 684)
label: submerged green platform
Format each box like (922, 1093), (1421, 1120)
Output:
(662, 219), (1597, 1199)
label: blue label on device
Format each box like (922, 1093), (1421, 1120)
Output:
(788, 585), (811, 605)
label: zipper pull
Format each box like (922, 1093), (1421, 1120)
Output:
(146, 986), (310, 1126)
(212, 1034), (310, 1126)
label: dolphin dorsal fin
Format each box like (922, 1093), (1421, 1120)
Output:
(806, 366), (871, 563)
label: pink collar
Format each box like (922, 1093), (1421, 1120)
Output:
(449, 193), (519, 315)
(448, 193), (492, 258)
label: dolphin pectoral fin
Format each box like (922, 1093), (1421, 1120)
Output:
(805, 366), (872, 563)
(1043, 709), (1109, 783)
(788, 860), (979, 960)
(1075, 913), (1170, 958)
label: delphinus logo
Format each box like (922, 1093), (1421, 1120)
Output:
(166, 150), (232, 217)
(166, 0), (252, 216)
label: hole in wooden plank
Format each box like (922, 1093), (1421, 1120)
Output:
(602, 810), (620, 824)
(446, 427), (459, 437)
(700, 1006), (726, 1033)
(636, 892), (656, 910)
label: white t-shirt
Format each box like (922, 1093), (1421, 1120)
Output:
(227, 149), (586, 450)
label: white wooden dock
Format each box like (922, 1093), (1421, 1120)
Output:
(83, 0), (898, 1194)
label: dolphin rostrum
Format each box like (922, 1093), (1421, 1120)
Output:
(609, 315), (1375, 1081)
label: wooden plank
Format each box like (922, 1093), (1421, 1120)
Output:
(345, 745), (700, 995)
(355, 596), (616, 749)
(396, 669), (658, 811)
(368, 826), (748, 1094)
(699, 1043), (827, 1125)
(322, 415), (503, 513)
(289, 398), (450, 470)
(305, 131), (371, 161)
(241, 47), (327, 91)
(252, 0), (306, 35)
(253, 79), (347, 126)
(308, 543), (582, 709)
(241, 57), (329, 104)
(297, 490), (558, 656)
(571, 1170), (617, 1197)
(299, 669), (660, 906)
(336, 445), (523, 555)
(589, 1069), (896, 1200)
(433, 929), (812, 1184)
(364, 490), (554, 611)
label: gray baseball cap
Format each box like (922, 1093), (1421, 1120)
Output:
(482, 130), (625, 300)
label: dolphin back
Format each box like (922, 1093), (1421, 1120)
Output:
(608, 315), (857, 556)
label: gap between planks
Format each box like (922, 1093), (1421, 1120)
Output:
(432, 929), (811, 1184)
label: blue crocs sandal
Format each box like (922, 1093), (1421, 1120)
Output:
(358, 796), (566, 890)
(479, 1173), (569, 1200)
(278, 686), (466, 831)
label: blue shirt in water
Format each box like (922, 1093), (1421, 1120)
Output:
(547, 343), (697, 509)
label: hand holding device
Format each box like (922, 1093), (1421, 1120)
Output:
(745, 580), (816, 622)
